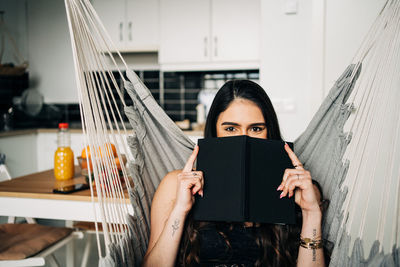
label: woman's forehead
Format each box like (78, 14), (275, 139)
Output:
(217, 99), (265, 124)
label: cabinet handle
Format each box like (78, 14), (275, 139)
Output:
(128, 22), (132, 41)
(204, 37), (208, 57)
(214, 36), (218, 57)
(119, 22), (123, 41)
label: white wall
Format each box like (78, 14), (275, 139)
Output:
(0, 0), (80, 103)
(260, 0), (313, 141)
(0, 0), (27, 66)
(260, 0), (386, 141)
(0, 133), (37, 177)
(324, 0), (386, 91)
(27, 0), (78, 103)
(25, 0), (159, 103)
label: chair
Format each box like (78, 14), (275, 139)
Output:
(0, 153), (83, 267)
(73, 221), (101, 267)
(0, 224), (83, 267)
(73, 221), (126, 267)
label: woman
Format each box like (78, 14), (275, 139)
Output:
(142, 80), (325, 266)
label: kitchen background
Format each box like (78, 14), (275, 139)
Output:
(0, 0), (387, 266)
(0, 0), (387, 180)
(0, 0), (386, 177)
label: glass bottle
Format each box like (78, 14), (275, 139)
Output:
(54, 123), (75, 180)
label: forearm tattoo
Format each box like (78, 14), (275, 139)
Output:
(172, 219), (180, 236)
(312, 228), (317, 262)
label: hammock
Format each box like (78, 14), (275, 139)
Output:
(64, 0), (399, 266)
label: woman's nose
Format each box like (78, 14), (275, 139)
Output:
(239, 128), (247, 136)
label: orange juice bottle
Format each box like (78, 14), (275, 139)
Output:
(54, 123), (75, 180)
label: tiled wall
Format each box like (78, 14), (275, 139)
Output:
(8, 69), (259, 129)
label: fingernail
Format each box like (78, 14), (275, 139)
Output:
(280, 192), (284, 199)
(200, 191), (203, 197)
(277, 185), (282, 191)
(284, 142), (288, 147)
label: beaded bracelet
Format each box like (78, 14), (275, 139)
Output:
(300, 236), (323, 250)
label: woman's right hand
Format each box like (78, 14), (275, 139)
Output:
(173, 145), (204, 215)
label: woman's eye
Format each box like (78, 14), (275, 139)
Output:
(251, 127), (264, 132)
(225, 127), (235, 132)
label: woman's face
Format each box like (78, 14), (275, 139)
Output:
(216, 98), (267, 139)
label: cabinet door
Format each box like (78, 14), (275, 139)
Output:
(92, 0), (126, 51)
(159, 0), (211, 64)
(125, 0), (159, 51)
(211, 0), (260, 62)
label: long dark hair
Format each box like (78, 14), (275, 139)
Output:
(204, 80), (282, 140)
(178, 80), (321, 266)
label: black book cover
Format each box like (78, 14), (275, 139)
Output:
(192, 135), (295, 224)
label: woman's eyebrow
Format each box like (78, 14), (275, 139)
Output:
(249, 123), (266, 126)
(221, 122), (266, 126)
(221, 122), (240, 126)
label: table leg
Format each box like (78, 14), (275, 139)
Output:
(66, 220), (75, 267)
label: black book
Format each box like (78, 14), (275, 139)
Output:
(192, 135), (295, 224)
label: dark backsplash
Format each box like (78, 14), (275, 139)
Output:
(3, 69), (259, 130)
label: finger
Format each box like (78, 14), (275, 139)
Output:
(191, 180), (203, 195)
(284, 143), (304, 170)
(282, 173), (313, 198)
(189, 170), (203, 181)
(179, 178), (201, 200)
(280, 173), (306, 198)
(179, 171), (202, 179)
(287, 179), (301, 198)
(180, 176), (197, 188)
(278, 168), (304, 191)
(281, 176), (301, 198)
(192, 171), (203, 177)
(183, 145), (199, 172)
(199, 172), (204, 197)
(191, 172), (204, 194)
(199, 189), (204, 197)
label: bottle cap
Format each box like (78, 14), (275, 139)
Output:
(58, 123), (69, 129)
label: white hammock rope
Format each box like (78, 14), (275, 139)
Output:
(338, 0), (400, 255)
(65, 0), (136, 256)
(64, 0), (400, 265)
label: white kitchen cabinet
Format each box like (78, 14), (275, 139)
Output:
(159, 0), (211, 64)
(0, 133), (38, 178)
(211, 0), (260, 62)
(159, 0), (260, 68)
(92, 0), (159, 52)
(126, 0), (159, 51)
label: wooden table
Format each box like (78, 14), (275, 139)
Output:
(0, 169), (133, 267)
(0, 168), (132, 222)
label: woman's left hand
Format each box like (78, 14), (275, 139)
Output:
(277, 143), (321, 214)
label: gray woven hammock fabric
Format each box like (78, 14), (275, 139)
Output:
(295, 63), (400, 266)
(96, 1), (399, 265)
(99, 69), (195, 267)
(99, 66), (399, 267)
(294, 0), (400, 264)
(99, 63), (399, 267)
